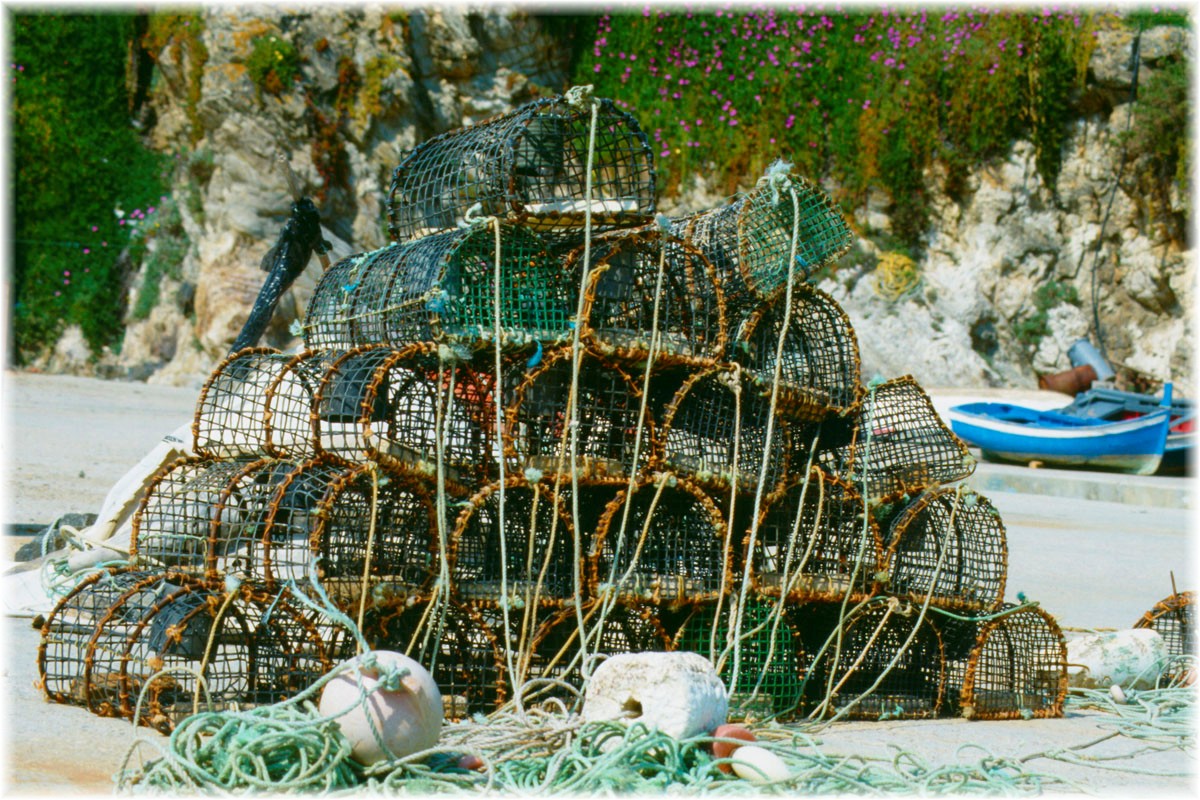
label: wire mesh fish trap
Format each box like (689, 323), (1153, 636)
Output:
(386, 94), (655, 241)
(131, 456), (278, 580)
(506, 348), (654, 482)
(1134, 590), (1194, 660)
(315, 344), (513, 487)
(570, 228), (727, 367)
(590, 474), (729, 606)
(803, 600), (946, 720)
(303, 226), (573, 352)
(192, 349), (336, 460)
(659, 365), (792, 494)
(39, 570), (333, 732)
(732, 284), (862, 421)
(674, 597), (808, 721)
(520, 602), (671, 708)
(749, 467), (879, 603)
(358, 595), (508, 719)
(959, 604), (1067, 720)
(834, 376), (975, 499)
(450, 477), (579, 606)
(883, 487), (1007, 613)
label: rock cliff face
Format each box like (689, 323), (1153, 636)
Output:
(43, 8), (1193, 396)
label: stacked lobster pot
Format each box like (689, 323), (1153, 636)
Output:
(39, 90), (1066, 731)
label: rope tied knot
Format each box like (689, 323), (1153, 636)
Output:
(458, 202), (494, 229)
(757, 158), (794, 205)
(564, 84), (598, 110)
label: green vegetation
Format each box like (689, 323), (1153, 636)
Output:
(10, 13), (169, 361)
(130, 199), (189, 321)
(1013, 280), (1081, 347)
(142, 11), (208, 144)
(245, 33), (300, 96)
(1125, 51), (1190, 244)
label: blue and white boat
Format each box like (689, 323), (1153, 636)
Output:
(946, 399), (1172, 475)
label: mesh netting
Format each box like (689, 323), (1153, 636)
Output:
(884, 487), (1007, 613)
(832, 376), (975, 499)
(674, 597), (808, 721)
(303, 226), (572, 352)
(387, 95), (655, 241)
(959, 605), (1067, 720)
(1134, 591), (1194, 661)
(659, 365), (792, 494)
(38, 570), (332, 732)
(450, 477), (579, 606)
(571, 228), (727, 367)
(802, 600), (946, 720)
(314, 344), (514, 488)
(749, 467), (879, 603)
(359, 595), (508, 719)
(732, 284), (862, 421)
(670, 170), (852, 316)
(505, 348), (653, 483)
(591, 475), (730, 606)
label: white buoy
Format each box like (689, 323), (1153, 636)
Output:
(318, 650), (443, 765)
(729, 744), (791, 783)
(581, 651), (728, 740)
(1065, 629), (1167, 690)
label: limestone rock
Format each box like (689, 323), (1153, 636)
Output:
(582, 652), (728, 739)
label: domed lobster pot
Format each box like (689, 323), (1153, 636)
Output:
(802, 600), (946, 721)
(659, 365), (793, 495)
(568, 228), (727, 368)
(884, 487), (1007, 613)
(38, 569), (332, 732)
(674, 597), (808, 721)
(732, 283), (862, 422)
(358, 595), (508, 719)
(748, 467), (880, 603)
(671, 169), (852, 320)
(819, 376), (975, 500)
(505, 348), (654, 483)
(314, 344), (525, 487)
(590, 474), (729, 605)
(450, 477), (580, 606)
(1134, 590), (1195, 661)
(957, 604), (1067, 720)
(386, 94), (656, 241)
(304, 225), (571, 352)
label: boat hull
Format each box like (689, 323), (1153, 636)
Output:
(947, 402), (1170, 475)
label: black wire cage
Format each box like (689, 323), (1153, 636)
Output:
(357, 594), (509, 720)
(505, 348), (655, 483)
(449, 476), (581, 607)
(39, 569), (334, 732)
(670, 168), (853, 319)
(590, 474), (730, 607)
(569, 228), (728, 368)
(658, 365), (793, 495)
(731, 283), (863, 422)
(883, 487), (1008, 613)
(748, 467), (880, 604)
(673, 597), (809, 722)
(387, 94), (656, 242)
(801, 600), (946, 721)
(957, 604), (1067, 720)
(303, 225), (574, 352)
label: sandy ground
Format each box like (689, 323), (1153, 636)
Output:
(0, 370), (1195, 796)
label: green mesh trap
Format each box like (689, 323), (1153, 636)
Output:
(38, 570), (333, 732)
(959, 605), (1067, 720)
(1134, 590), (1194, 664)
(883, 487), (1007, 613)
(658, 365), (792, 494)
(505, 348), (653, 483)
(802, 600), (946, 720)
(591, 475), (730, 606)
(386, 94), (655, 241)
(450, 476), (579, 606)
(674, 597), (808, 721)
(671, 168), (852, 315)
(570, 228), (727, 367)
(748, 467), (879, 603)
(830, 376), (975, 500)
(358, 595), (508, 719)
(732, 283), (863, 421)
(303, 225), (571, 352)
